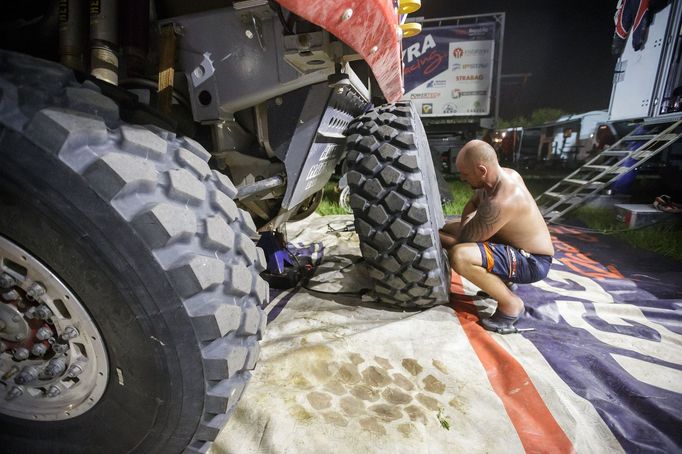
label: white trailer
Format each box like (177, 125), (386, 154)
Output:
(609, 1), (682, 121)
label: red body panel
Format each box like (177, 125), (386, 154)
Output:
(276, 0), (404, 102)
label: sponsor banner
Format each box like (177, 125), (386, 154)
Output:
(401, 23), (496, 117)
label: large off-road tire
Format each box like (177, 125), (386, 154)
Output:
(0, 51), (268, 453)
(345, 102), (451, 308)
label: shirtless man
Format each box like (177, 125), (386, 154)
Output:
(439, 140), (554, 333)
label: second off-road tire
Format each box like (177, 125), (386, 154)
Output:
(345, 102), (451, 308)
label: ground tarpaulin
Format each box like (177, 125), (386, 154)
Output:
(215, 214), (682, 453)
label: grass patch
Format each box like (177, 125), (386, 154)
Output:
(443, 179), (473, 216)
(316, 199), (349, 216)
(316, 180), (349, 216)
(315, 176), (474, 217)
(573, 206), (682, 262)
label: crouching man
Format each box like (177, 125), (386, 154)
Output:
(440, 140), (554, 333)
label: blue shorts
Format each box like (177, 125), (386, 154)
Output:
(477, 242), (552, 284)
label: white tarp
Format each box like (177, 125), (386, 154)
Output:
(208, 213), (682, 454)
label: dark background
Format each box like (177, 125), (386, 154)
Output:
(418, 0), (618, 119)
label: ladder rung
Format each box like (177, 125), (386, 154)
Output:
(625, 134), (656, 141)
(544, 191), (562, 198)
(564, 178), (589, 185)
(583, 165), (609, 171)
(601, 150), (630, 156)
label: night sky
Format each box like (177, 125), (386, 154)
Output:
(417, 0), (618, 119)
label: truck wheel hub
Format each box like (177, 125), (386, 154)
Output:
(0, 235), (108, 421)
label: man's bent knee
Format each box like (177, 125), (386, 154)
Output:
(451, 243), (481, 274)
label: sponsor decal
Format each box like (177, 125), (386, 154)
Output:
(421, 103), (433, 115)
(451, 89), (487, 99)
(442, 103), (457, 114)
(463, 62), (488, 70)
(452, 62), (489, 71)
(452, 47), (490, 59)
(426, 79), (447, 88)
(402, 34), (437, 63)
(410, 92), (440, 99)
(456, 74), (485, 81)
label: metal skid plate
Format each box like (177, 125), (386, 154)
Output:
(273, 79), (368, 209)
(163, 6), (335, 121)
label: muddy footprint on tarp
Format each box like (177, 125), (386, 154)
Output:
(294, 350), (456, 437)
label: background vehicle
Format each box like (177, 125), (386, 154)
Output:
(0, 0), (450, 451)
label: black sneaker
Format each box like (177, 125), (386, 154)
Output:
(480, 308), (524, 334)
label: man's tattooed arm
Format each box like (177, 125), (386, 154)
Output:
(458, 201), (504, 243)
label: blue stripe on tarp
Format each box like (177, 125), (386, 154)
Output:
(515, 229), (682, 452)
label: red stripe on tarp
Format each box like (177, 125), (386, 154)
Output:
(449, 271), (574, 453)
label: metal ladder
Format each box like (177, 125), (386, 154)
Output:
(536, 117), (682, 222)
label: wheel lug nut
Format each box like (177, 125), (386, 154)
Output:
(44, 358), (66, 377)
(36, 326), (53, 341)
(14, 333), (26, 341)
(46, 385), (61, 398)
(14, 366), (39, 385)
(6, 386), (23, 401)
(61, 326), (79, 341)
(24, 307), (37, 319)
(35, 304), (53, 320)
(13, 348), (29, 361)
(26, 283), (45, 300)
(67, 364), (84, 378)
(2, 290), (20, 301)
(0, 273), (16, 288)
(31, 343), (48, 357)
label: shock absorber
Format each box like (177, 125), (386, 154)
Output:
(58, 0), (88, 71)
(89, 0), (119, 85)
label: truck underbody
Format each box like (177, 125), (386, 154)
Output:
(0, 1), (452, 451)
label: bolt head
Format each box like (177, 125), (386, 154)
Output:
(31, 343), (47, 356)
(67, 364), (84, 377)
(14, 333), (26, 341)
(0, 273), (15, 288)
(7, 386), (23, 400)
(2, 290), (20, 301)
(61, 326), (79, 340)
(46, 386), (61, 398)
(342, 8), (353, 21)
(35, 305), (53, 320)
(13, 348), (29, 361)
(36, 327), (53, 341)
(245, 29), (254, 39)
(370, 46), (379, 54)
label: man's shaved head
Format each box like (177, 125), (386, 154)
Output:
(455, 140), (500, 190)
(457, 140), (499, 168)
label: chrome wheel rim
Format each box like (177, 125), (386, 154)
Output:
(0, 234), (108, 421)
